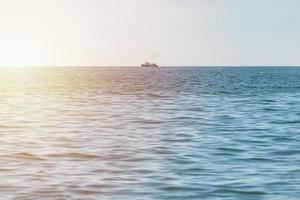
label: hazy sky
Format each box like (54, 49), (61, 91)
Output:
(0, 0), (300, 66)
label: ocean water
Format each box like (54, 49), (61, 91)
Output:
(0, 67), (300, 199)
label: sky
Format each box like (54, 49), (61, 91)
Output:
(0, 0), (300, 66)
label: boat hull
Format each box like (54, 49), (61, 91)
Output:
(141, 64), (159, 67)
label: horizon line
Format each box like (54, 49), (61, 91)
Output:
(1, 65), (300, 68)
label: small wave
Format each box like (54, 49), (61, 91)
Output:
(272, 150), (300, 156)
(263, 108), (280, 112)
(216, 147), (245, 153)
(12, 153), (45, 161)
(69, 189), (100, 195)
(47, 152), (99, 160)
(262, 99), (277, 103)
(0, 125), (19, 129)
(212, 188), (267, 196)
(237, 157), (276, 163)
(161, 185), (201, 192)
(132, 119), (163, 125)
(271, 120), (300, 124)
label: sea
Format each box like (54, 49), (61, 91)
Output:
(0, 67), (299, 200)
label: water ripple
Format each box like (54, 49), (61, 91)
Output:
(0, 67), (299, 199)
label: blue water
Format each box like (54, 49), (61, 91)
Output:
(0, 67), (300, 199)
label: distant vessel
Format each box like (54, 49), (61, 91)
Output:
(141, 59), (159, 67)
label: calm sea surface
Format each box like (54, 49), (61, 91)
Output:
(0, 67), (300, 199)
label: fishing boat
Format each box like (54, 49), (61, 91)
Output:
(141, 59), (159, 67)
